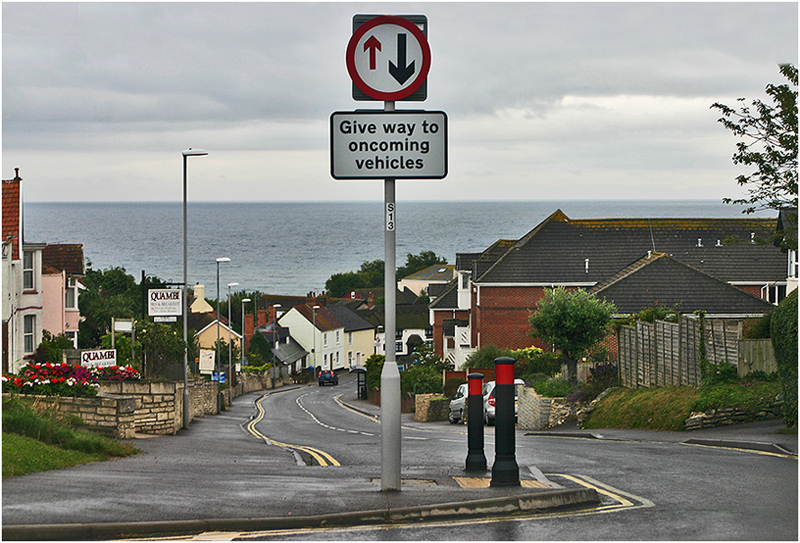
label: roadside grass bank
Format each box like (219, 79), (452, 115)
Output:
(582, 379), (786, 432)
(2, 396), (139, 477)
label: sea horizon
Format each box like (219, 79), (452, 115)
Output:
(23, 200), (778, 298)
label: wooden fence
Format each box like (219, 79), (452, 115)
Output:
(618, 316), (744, 387)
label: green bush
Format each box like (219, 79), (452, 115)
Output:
(242, 363), (271, 373)
(443, 376), (466, 397)
(401, 365), (442, 395)
(702, 361), (740, 386)
(771, 289), (798, 426)
(533, 378), (583, 398)
(742, 314), (772, 338)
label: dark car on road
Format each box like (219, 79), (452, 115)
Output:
(318, 370), (338, 386)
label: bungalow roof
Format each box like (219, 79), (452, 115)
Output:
(476, 209), (785, 285)
(590, 252), (774, 316)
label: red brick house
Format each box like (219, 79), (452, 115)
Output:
(430, 209), (788, 367)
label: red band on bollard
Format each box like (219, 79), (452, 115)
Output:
(468, 375), (483, 396)
(495, 359), (515, 385)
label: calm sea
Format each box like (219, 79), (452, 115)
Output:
(23, 200), (774, 298)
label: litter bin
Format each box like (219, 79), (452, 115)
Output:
(353, 366), (367, 400)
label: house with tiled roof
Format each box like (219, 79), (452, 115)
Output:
(41, 244), (85, 348)
(397, 264), (456, 297)
(278, 303), (374, 371)
(430, 209), (788, 367)
(3, 169), (46, 372)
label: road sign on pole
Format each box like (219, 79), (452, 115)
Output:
(330, 110), (447, 179)
(347, 15), (430, 101)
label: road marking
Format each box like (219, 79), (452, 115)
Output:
(244, 393), (341, 467)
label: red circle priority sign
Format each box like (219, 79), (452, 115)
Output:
(346, 16), (431, 101)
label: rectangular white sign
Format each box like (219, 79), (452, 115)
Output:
(199, 349), (215, 374)
(80, 349), (117, 368)
(148, 288), (182, 317)
(330, 110), (447, 179)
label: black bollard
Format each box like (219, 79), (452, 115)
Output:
(465, 373), (487, 472)
(491, 357), (520, 486)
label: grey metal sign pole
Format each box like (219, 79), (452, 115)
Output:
(381, 99), (401, 491)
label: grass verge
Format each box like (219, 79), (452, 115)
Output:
(583, 380), (784, 431)
(582, 387), (699, 431)
(2, 396), (139, 477)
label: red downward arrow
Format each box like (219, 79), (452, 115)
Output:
(364, 36), (381, 70)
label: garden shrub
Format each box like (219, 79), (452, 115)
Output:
(771, 288), (798, 426)
(400, 365), (442, 395)
(443, 376), (466, 397)
(533, 378), (583, 398)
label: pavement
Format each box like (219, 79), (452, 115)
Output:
(2, 384), (796, 541)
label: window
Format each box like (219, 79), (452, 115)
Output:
(23, 315), (35, 354)
(23, 251), (34, 290)
(395, 329), (403, 340)
(348, 332), (353, 346)
(395, 341), (403, 354)
(323, 332), (328, 347)
(335, 330), (340, 345)
(65, 277), (77, 309)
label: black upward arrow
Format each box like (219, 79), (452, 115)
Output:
(389, 33), (415, 84)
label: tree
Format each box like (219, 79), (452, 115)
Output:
(397, 251), (447, 279)
(528, 288), (616, 384)
(78, 266), (139, 348)
(137, 321), (185, 379)
(712, 64), (798, 250)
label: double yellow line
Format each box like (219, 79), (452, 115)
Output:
(245, 393), (341, 467)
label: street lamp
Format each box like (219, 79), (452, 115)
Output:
(227, 282), (239, 391)
(240, 298), (252, 369)
(181, 148), (207, 430)
(215, 257), (230, 393)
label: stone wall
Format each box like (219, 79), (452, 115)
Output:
(684, 400), (783, 430)
(413, 393), (450, 422)
(518, 386), (586, 430)
(3, 394), (136, 439)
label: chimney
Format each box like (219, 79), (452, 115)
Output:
(268, 305), (279, 323)
(368, 292), (376, 309)
(257, 308), (267, 327)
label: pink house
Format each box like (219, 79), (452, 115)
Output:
(41, 244), (84, 348)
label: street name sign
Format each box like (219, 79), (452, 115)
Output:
(330, 110), (447, 179)
(347, 15), (430, 101)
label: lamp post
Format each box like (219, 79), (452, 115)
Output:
(240, 298), (251, 369)
(181, 148), (207, 430)
(227, 282), (239, 391)
(215, 257), (230, 388)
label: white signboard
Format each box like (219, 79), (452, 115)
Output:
(199, 349), (215, 375)
(148, 289), (182, 317)
(81, 349), (117, 368)
(330, 110), (447, 179)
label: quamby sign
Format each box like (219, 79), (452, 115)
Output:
(81, 349), (117, 368)
(148, 289), (182, 317)
(330, 110), (447, 179)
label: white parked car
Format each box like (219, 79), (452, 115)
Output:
(448, 383), (468, 424)
(482, 379), (525, 425)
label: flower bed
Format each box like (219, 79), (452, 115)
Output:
(2, 363), (140, 398)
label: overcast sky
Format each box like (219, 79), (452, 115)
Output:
(3, 2), (797, 203)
